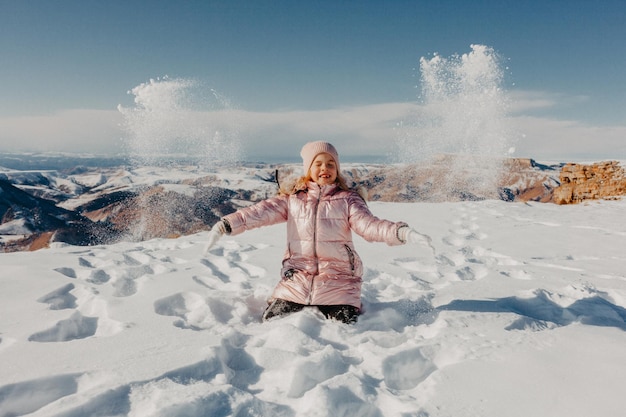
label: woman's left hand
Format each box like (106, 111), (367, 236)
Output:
(399, 226), (435, 253)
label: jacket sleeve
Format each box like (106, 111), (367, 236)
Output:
(221, 195), (289, 236)
(347, 192), (407, 246)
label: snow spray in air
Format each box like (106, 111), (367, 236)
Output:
(117, 77), (242, 240)
(396, 45), (515, 200)
(118, 77), (241, 167)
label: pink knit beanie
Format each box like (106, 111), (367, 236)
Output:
(300, 141), (340, 174)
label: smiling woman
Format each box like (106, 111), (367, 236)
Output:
(309, 153), (338, 186)
(202, 140), (432, 324)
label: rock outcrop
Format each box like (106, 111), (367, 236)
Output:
(496, 158), (560, 203)
(552, 161), (626, 204)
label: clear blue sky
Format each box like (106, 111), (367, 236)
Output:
(1, 0), (625, 162)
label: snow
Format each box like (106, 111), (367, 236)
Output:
(0, 219), (31, 236)
(69, 173), (106, 189)
(1, 198), (625, 417)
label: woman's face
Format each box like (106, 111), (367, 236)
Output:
(309, 153), (338, 186)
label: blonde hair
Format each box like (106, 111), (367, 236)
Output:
(279, 172), (370, 203)
(291, 173), (350, 194)
(276, 159), (367, 201)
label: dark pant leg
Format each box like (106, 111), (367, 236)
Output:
(262, 299), (305, 322)
(317, 305), (360, 324)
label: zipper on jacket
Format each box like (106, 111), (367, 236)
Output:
(307, 185), (322, 305)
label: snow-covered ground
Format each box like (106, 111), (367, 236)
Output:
(1, 198), (625, 417)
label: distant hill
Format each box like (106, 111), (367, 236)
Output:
(2, 155), (622, 252)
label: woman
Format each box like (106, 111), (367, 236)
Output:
(204, 141), (428, 323)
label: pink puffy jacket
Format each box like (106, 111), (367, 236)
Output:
(222, 182), (407, 308)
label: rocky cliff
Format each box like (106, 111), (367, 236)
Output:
(552, 161), (626, 204)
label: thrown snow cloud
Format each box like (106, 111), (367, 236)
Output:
(396, 44), (513, 162)
(118, 77), (241, 167)
(394, 44), (516, 193)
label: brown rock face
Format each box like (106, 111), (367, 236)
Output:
(552, 161), (626, 204)
(497, 158), (559, 203)
(352, 157), (560, 203)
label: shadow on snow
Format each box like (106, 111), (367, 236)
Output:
(438, 290), (626, 331)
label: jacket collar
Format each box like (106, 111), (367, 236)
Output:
(307, 181), (339, 197)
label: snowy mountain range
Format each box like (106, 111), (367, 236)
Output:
(1, 154), (562, 252)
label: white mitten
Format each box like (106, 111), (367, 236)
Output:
(406, 229), (432, 247)
(204, 221), (227, 255)
(399, 226), (434, 253)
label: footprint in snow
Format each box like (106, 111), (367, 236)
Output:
(314, 386), (384, 417)
(216, 331), (263, 391)
(78, 256), (95, 268)
(0, 373), (82, 417)
(87, 269), (111, 285)
(120, 249), (155, 266)
(200, 258), (230, 283)
(201, 254), (261, 286)
(154, 292), (236, 329)
(36, 283), (77, 310)
(192, 274), (223, 289)
(28, 311), (98, 343)
(382, 347), (437, 390)
(77, 254), (109, 269)
(436, 253), (465, 267)
(110, 264), (154, 297)
(455, 265), (487, 281)
(287, 347), (351, 398)
(53, 267), (77, 279)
